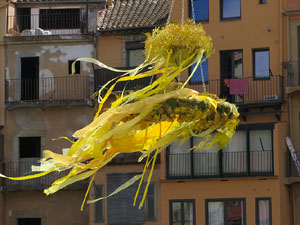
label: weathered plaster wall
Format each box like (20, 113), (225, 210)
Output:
(4, 106), (94, 162)
(6, 43), (94, 80)
(5, 190), (89, 225)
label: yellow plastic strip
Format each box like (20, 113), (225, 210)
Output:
(87, 174), (143, 204)
(0, 170), (53, 180)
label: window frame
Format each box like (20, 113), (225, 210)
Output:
(166, 123), (275, 179)
(68, 60), (80, 74)
(253, 48), (270, 80)
(126, 41), (145, 67)
(205, 198), (246, 225)
(93, 184), (104, 222)
(169, 199), (196, 225)
(256, 197), (272, 225)
(259, 0), (267, 4)
(189, 0), (209, 22)
(220, 0), (241, 21)
(145, 183), (156, 220)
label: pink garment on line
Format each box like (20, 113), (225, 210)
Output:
(229, 78), (247, 95)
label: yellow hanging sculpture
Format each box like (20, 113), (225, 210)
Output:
(0, 20), (239, 210)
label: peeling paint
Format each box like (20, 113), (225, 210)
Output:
(49, 58), (58, 63)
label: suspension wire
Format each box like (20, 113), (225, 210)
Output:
(190, 0), (207, 94)
(167, 0), (176, 23)
(181, 0), (185, 25)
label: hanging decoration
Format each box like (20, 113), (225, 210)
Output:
(0, 20), (239, 210)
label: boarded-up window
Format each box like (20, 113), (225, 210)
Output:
(94, 184), (104, 222)
(107, 173), (144, 225)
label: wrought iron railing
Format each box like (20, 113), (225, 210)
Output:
(94, 67), (155, 92)
(2, 161), (88, 191)
(285, 61), (300, 87)
(6, 76), (94, 105)
(167, 150), (273, 179)
(286, 151), (300, 177)
(7, 11), (83, 36)
(187, 75), (284, 105)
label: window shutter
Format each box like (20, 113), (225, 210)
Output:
(0, 134), (3, 161)
(107, 173), (144, 225)
(94, 184), (104, 222)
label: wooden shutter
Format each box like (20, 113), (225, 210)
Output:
(146, 183), (155, 220)
(94, 184), (104, 222)
(107, 173), (144, 225)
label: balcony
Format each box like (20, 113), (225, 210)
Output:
(167, 150), (274, 179)
(286, 151), (300, 184)
(2, 161), (88, 192)
(94, 67), (156, 92)
(7, 9), (86, 37)
(5, 76), (94, 108)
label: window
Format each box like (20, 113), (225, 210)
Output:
(167, 123), (274, 179)
(220, 50), (243, 79)
(190, 58), (209, 83)
(256, 198), (272, 225)
(191, 0), (209, 22)
(170, 200), (195, 225)
(68, 60), (80, 74)
(107, 173), (144, 224)
(206, 199), (245, 225)
(94, 184), (104, 222)
(253, 49), (270, 79)
(221, 0), (241, 20)
(18, 218), (41, 225)
(145, 183), (155, 220)
(39, 9), (80, 29)
(259, 0), (267, 4)
(126, 42), (145, 67)
(19, 137), (41, 158)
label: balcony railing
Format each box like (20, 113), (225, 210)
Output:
(167, 150), (273, 179)
(286, 151), (300, 177)
(2, 161), (88, 192)
(187, 75), (284, 106)
(286, 61), (300, 87)
(94, 67), (155, 92)
(6, 76), (94, 106)
(94, 69), (283, 105)
(7, 12), (84, 36)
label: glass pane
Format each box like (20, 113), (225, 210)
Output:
(222, 0), (241, 19)
(233, 51), (243, 78)
(172, 202), (181, 225)
(190, 58), (208, 83)
(258, 199), (270, 225)
(208, 202), (224, 225)
(184, 202), (194, 225)
(223, 131), (247, 174)
(128, 49), (145, 67)
(249, 130), (272, 173)
(255, 50), (269, 78)
(226, 200), (244, 225)
(193, 137), (219, 176)
(193, 0), (209, 21)
(169, 140), (191, 177)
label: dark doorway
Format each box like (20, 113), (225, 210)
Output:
(220, 50), (243, 102)
(21, 57), (39, 100)
(18, 218), (41, 225)
(17, 8), (31, 32)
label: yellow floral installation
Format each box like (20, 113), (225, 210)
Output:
(0, 20), (239, 210)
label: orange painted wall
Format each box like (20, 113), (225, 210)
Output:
(97, 35), (122, 67)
